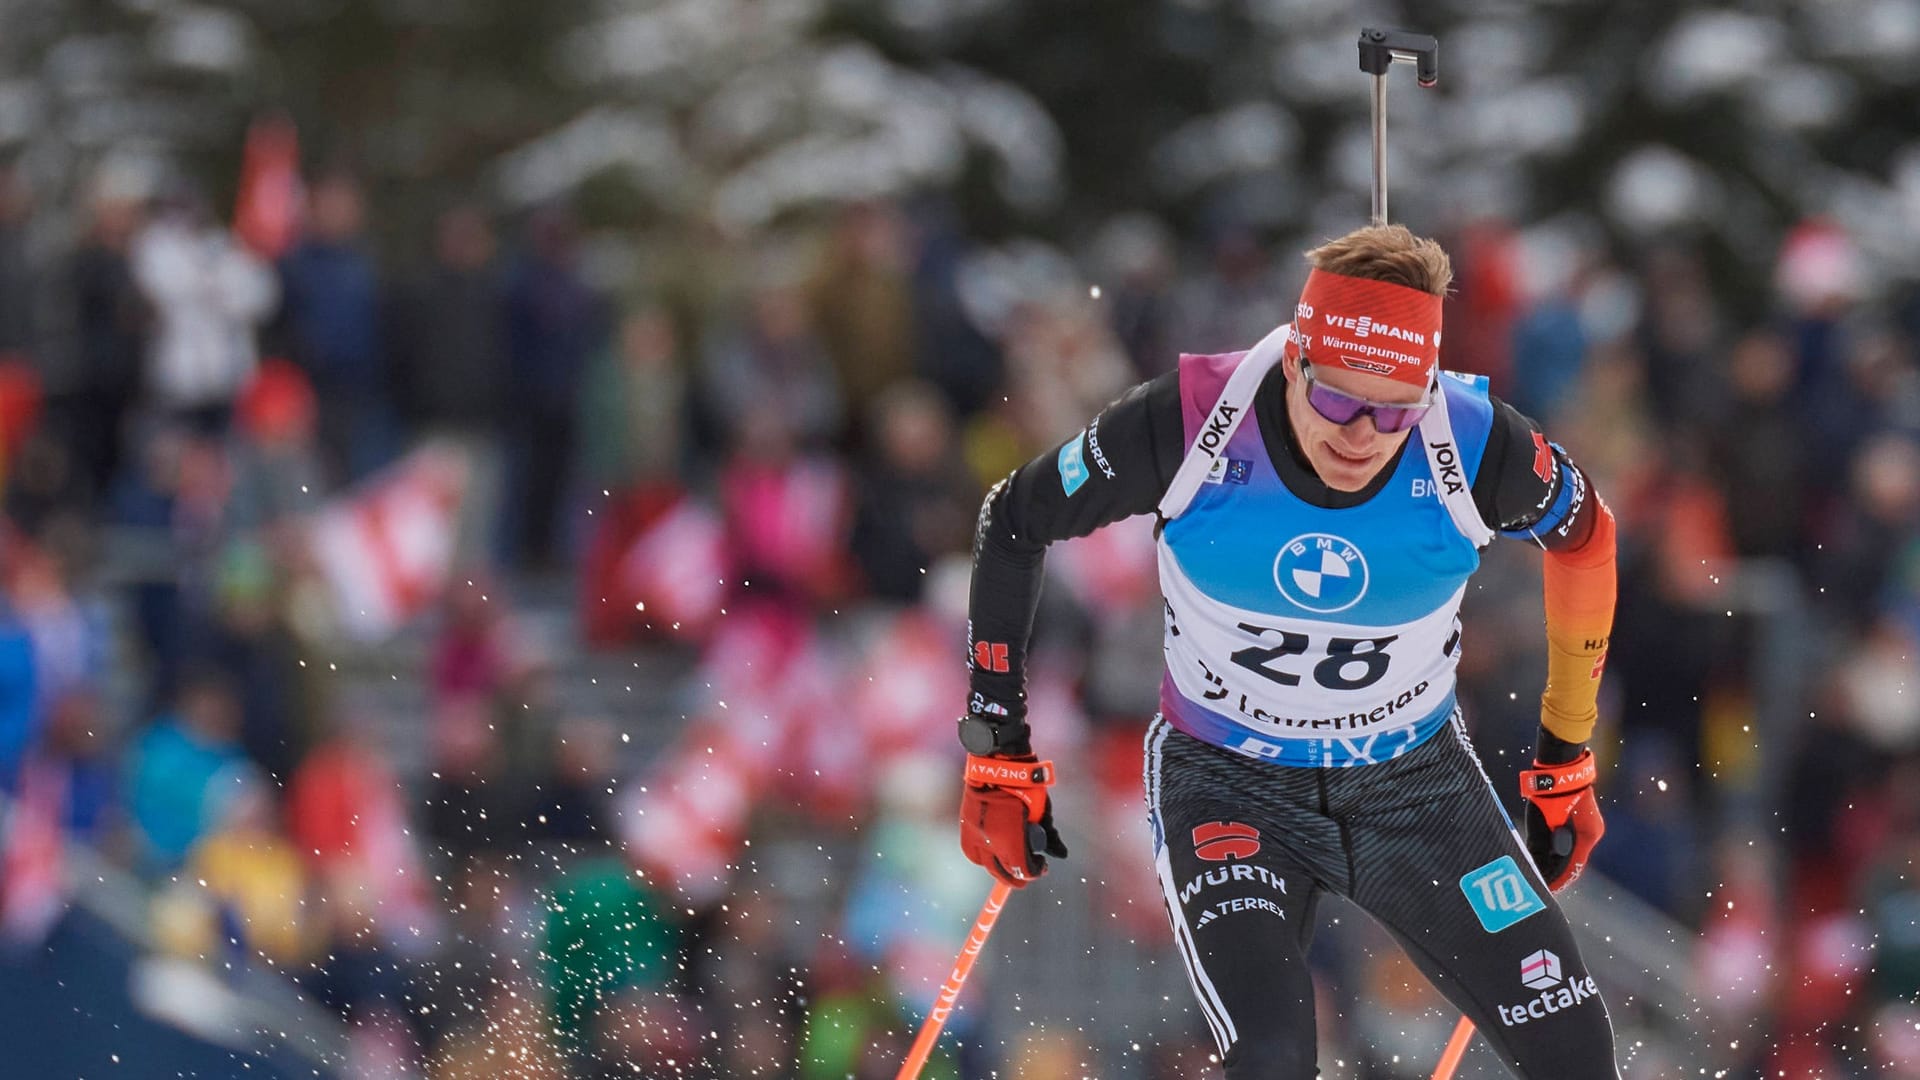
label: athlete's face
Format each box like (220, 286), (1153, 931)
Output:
(1282, 352), (1425, 491)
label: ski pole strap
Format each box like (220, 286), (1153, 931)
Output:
(964, 755), (1055, 789)
(1520, 749), (1596, 798)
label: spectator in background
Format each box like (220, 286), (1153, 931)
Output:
(104, 422), (232, 713)
(842, 753), (993, 1073)
(59, 177), (147, 503)
(224, 358), (326, 536)
(124, 672), (249, 874)
(276, 172), (392, 482)
(1777, 219), (1865, 426)
(1804, 327), (1920, 504)
(907, 197), (1003, 418)
(1635, 243), (1724, 428)
(1090, 212), (1179, 381)
(719, 402), (855, 611)
(5, 530), (106, 749)
(0, 588), (38, 792)
(422, 714), (518, 864)
(130, 182), (277, 433)
(1441, 219), (1522, 387)
(1001, 293), (1131, 446)
(806, 201), (916, 445)
(0, 356), (39, 498)
(1606, 435), (1733, 753)
(505, 207), (604, 570)
(689, 889), (806, 1080)
(298, 869), (424, 1062)
(285, 720), (422, 897)
(419, 855), (547, 1069)
(22, 689), (118, 846)
(427, 973), (566, 1079)
(429, 578), (526, 766)
(591, 989), (700, 1080)
(1861, 799), (1920, 1067)
(702, 278), (843, 455)
(529, 717), (617, 849)
(1783, 675), (1885, 916)
(578, 303), (686, 493)
(1697, 833), (1780, 1075)
(1168, 224), (1292, 357)
(1547, 339), (1657, 509)
(176, 771), (312, 969)
(0, 164), (33, 361)
(1710, 329), (1808, 561)
(195, 540), (304, 782)
(2, 431), (78, 549)
(395, 203), (509, 562)
(539, 856), (680, 1065)
(849, 381), (976, 603)
(1508, 263), (1590, 424)
(797, 940), (918, 1080)
(1812, 434), (1920, 631)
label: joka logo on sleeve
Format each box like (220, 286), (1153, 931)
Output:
(1459, 855), (1546, 933)
(1192, 821), (1261, 861)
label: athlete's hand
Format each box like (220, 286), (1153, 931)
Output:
(1520, 746), (1604, 891)
(959, 754), (1068, 888)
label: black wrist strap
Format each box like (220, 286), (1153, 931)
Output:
(1534, 727), (1586, 766)
(958, 715), (1033, 757)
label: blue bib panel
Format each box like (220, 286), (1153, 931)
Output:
(1157, 358), (1495, 767)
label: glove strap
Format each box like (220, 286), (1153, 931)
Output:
(964, 755), (1055, 789)
(1520, 748), (1596, 799)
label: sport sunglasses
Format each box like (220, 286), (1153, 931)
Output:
(1299, 359), (1434, 434)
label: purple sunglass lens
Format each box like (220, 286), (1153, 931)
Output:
(1305, 382), (1428, 434)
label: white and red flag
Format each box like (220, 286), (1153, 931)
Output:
(0, 759), (68, 947)
(232, 114), (303, 261)
(307, 444), (469, 644)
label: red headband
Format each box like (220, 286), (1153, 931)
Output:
(1288, 268), (1444, 389)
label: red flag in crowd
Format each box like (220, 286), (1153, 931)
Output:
(0, 358), (41, 491)
(620, 604), (1091, 902)
(611, 493), (731, 642)
(307, 444), (469, 643)
(233, 114), (303, 260)
(0, 760), (68, 947)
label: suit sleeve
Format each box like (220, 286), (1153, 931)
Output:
(1473, 396), (1616, 746)
(966, 373), (1184, 748)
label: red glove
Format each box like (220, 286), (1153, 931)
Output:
(959, 754), (1068, 887)
(1519, 749), (1604, 892)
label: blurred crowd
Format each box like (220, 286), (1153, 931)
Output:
(1, 146), (1919, 1078)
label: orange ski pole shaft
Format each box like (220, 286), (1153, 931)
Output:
(895, 880), (1015, 1080)
(1431, 1014), (1476, 1080)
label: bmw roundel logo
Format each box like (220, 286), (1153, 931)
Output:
(1273, 533), (1369, 613)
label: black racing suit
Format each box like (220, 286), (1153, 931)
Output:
(965, 363), (1620, 1079)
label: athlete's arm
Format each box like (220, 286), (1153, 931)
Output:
(966, 372), (1184, 752)
(1474, 397), (1616, 890)
(1472, 398), (1616, 750)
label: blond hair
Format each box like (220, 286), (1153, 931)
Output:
(1305, 224), (1452, 297)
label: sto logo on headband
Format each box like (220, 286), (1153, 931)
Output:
(1289, 268), (1444, 389)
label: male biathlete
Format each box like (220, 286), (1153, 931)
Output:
(955, 224), (1620, 1078)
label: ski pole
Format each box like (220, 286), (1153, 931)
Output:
(1357, 27), (1440, 227)
(1431, 1014), (1476, 1080)
(895, 879), (1015, 1080)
